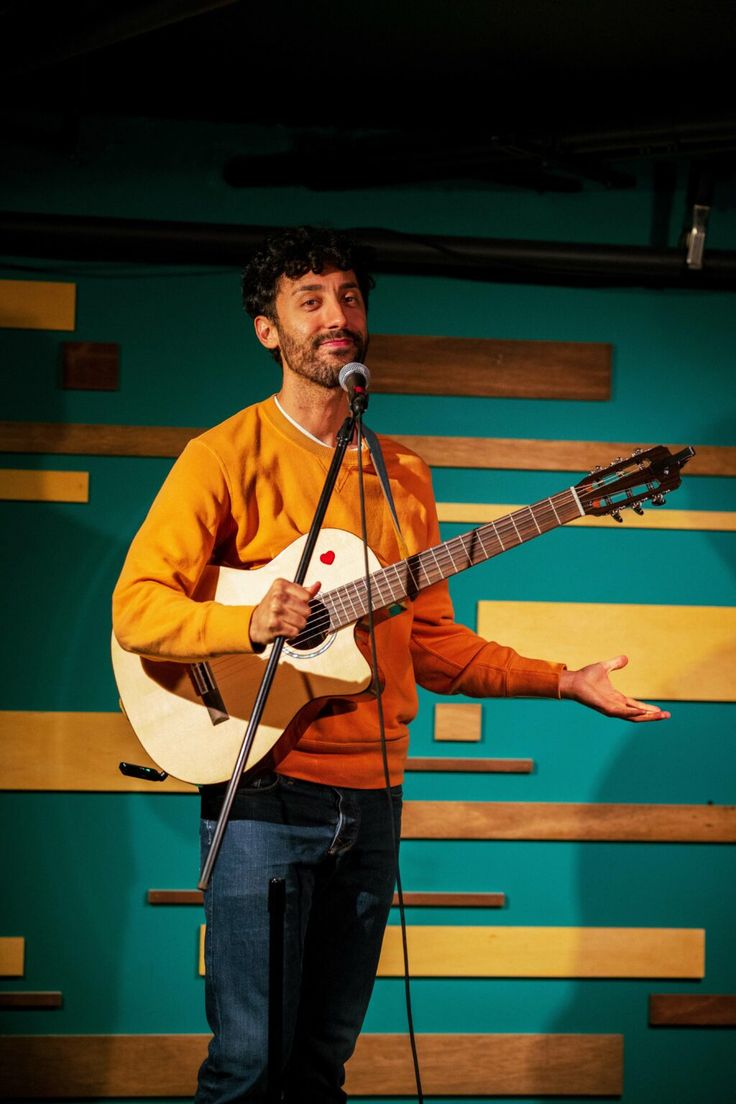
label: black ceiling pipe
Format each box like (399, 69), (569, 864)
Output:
(2, 210), (736, 290)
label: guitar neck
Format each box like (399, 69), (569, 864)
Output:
(320, 487), (584, 631)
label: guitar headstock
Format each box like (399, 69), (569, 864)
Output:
(575, 445), (695, 520)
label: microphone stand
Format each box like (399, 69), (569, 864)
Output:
(198, 410), (359, 891)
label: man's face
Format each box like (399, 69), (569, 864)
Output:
(256, 265), (368, 388)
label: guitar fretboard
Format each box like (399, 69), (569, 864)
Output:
(317, 488), (583, 633)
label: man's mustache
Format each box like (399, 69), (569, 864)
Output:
(313, 329), (361, 348)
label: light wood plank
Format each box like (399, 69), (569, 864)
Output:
(0, 1033), (622, 1097)
(1, 421), (732, 476)
(378, 926), (704, 978)
(402, 801), (736, 841)
(477, 601), (736, 702)
(0, 469), (88, 503)
(407, 756), (533, 773)
(649, 994), (736, 1026)
(368, 333), (611, 400)
(394, 436), (735, 476)
(0, 279), (76, 331)
(438, 501), (736, 531)
(0, 711), (195, 792)
(434, 701), (482, 742)
(0, 938), (24, 977)
(0, 992), (62, 1010)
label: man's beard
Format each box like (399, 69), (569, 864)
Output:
(277, 327), (368, 388)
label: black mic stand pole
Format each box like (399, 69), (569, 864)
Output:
(198, 410), (358, 892)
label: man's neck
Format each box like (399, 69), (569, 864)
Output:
(276, 376), (353, 447)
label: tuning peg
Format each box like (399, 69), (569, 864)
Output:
(611, 510), (623, 523)
(633, 504), (645, 516)
(651, 493), (666, 506)
(633, 447), (642, 455)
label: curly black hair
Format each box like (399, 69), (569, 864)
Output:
(241, 225), (375, 320)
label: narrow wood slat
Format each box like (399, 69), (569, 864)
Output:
(649, 994), (736, 1026)
(433, 701), (482, 742)
(438, 501), (736, 531)
(149, 889), (506, 908)
(0, 992), (62, 1010)
(407, 756), (533, 773)
(477, 601), (736, 702)
(378, 926), (704, 979)
(0, 469), (88, 503)
(148, 890), (203, 905)
(0, 1033), (622, 1097)
(0, 279), (76, 331)
(396, 435), (735, 476)
(1, 421), (732, 476)
(402, 801), (736, 841)
(392, 892), (506, 908)
(0, 938), (24, 977)
(368, 333), (612, 400)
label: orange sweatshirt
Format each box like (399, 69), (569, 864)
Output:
(113, 396), (564, 787)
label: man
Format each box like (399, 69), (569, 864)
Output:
(112, 226), (668, 1103)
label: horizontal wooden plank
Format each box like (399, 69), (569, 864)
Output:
(0, 938), (24, 977)
(0, 992), (62, 1010)
(378, 926), (704, 978)
(407, 756), (533, 773)
(438, 501), (736, 531)
(433, 701), (482, 742)
(402, 801), (736, 841)
(0, 279), (76, 331)
(0, 711), (195, 792)
(649, 993), (736, 1026)
(392, 892), (506, 908)
(61, 342), (120, 391)
(1, 421), (731, 476)
(0, 1032), (622, 1097)
(477, 601), (736, 702)
(368, 333), (612, 400)
(0, 468), (88, 503)
(395, 435), (735, 476)
(346, 1031), (623, 1096)
(150, 889), (506, 908)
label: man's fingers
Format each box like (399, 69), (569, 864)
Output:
(603, 654), (629, 673)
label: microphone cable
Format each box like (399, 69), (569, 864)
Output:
(356, 417), (424, 1104)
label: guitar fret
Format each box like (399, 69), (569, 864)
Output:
(528, 506), (542, 534)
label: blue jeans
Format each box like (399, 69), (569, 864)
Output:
(195, 773), (402, 1103)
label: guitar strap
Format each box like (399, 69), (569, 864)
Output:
(362, 423), (410, 559)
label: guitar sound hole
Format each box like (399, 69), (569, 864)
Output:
(289, 600), (331, 651)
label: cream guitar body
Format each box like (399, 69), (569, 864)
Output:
(112, 529), (381, 785)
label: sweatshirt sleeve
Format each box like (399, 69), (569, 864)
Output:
(112, 438), (259, 660)
(407, 464), (565, 699)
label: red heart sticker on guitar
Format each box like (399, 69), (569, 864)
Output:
(320, 550), (335, 565)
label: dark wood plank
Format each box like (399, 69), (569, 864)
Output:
(148, 889), (203, 905)
(0, 1032), (622, 1097)
(392, 892), (505, 908)
(402, 801), (736, 841)
(649, 994), (736, 1026)
(368, 334), (612, 400)
(1, 421), (732, 475)
(148, 889), (507, 908)
(61, 342), (120, 390)
(406, 756), (533, 773)
(0, 992), (62, 1010)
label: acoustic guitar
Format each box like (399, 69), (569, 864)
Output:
(112, 445), (693, 784)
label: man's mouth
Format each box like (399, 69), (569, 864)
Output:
(317, 332), (357, 350)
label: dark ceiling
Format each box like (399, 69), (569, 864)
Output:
(2, 0), (736, 194)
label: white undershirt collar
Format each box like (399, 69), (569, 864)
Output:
(273, 394), (364, 450)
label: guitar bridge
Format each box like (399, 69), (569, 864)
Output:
(189, 662), (229, 726)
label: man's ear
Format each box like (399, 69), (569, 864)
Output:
(254, 314), (280, 352)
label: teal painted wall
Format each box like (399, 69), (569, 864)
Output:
(1, 113), (735, 1103)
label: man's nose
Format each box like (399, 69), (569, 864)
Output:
(323, 296), (348, 327)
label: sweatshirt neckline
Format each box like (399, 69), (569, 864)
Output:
(263, 395), (366, 464)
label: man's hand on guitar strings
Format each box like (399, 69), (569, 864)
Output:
(559, 654), (671, 722)
(249, 578), (322, 647)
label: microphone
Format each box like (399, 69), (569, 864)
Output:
(338, 361), (371, 416)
